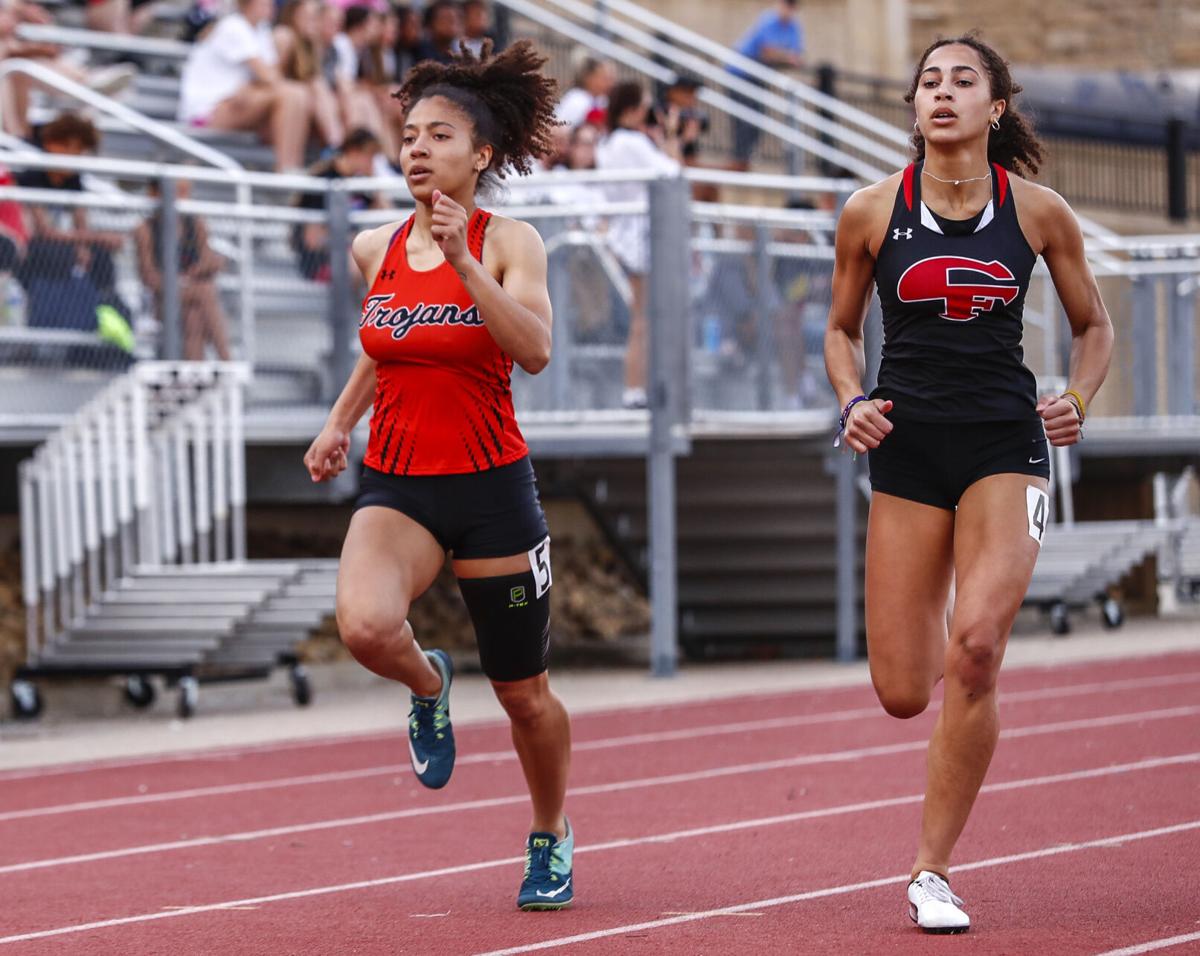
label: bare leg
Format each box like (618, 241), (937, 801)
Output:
(336, 507), (447, 696)
(911, 473), (1046, 878)
(624, 273), (647, 391)
(455, 552), (572, 839)
(493, 673), (572, 838)
(310, 79), (344, 148)
(269, 81), (313, 171)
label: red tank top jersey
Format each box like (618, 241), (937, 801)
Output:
(359, 209), (529, 475)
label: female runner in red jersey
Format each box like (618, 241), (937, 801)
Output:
(303, 42), (575, 910)
(824, 35), (1114, 933)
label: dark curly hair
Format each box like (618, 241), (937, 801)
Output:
(905, 33), (1043, 177)
(394, 39), (558, 190)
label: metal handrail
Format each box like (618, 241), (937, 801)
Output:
(513, 0), (909, 166)
(15, 23), (191, 59)
(596, 0), (910, 149)
(494, 0), (892, 180)
(0, 60), (242, 176)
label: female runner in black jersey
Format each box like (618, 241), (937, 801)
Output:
(824, 35), (1113, 933)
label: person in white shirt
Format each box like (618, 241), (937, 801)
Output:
(554, 54), (615, 130)
(178, 0), (315, 171)
(595, 80), (683, 409)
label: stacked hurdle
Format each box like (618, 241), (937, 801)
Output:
(13, 363), (338, 719)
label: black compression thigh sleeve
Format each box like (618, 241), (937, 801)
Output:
(457, 571), (551, 682)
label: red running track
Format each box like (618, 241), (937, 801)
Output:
(1, 653), (1199, 955)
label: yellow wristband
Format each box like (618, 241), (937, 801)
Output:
(1062, 388), (1087, 420)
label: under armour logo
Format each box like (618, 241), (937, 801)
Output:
(893, 228), (913, 240)
(380, 269), (397, 280)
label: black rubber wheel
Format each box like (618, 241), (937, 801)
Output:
(10, 680), (43, 720)
(290, 665), (312, 707)
(177, 677), (199, 719)
(1100, 597), (1125, 629)
(1049, 602), (1071, 636)
(123, 675), (157, 710)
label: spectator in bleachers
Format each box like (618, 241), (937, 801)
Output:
(391, 4), (422, 80)
(728, 0), (805, 171)
(413, 0), (461, 65)
(290, 127), (385, 281)
(177, 0), (316, 171)
(275, 0), (344, 149)
(84, 0), (162, 36)
(0, 1), (134, 138)
(460, 0), (495, 57)
(554, 52), (615, 130)
(133, 179), (232, 360)
(329, 4), (396, 158)
(14, 113), (130, 332)
(595, 80), (683, 409)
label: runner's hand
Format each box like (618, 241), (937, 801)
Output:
(431, 190), (469, 269)
(1037, 394), (1081, 446)
(304, 425), (350, 482)
(843, 399), (893, 453)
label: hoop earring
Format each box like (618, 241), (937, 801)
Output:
(991, 117), (1001, 131)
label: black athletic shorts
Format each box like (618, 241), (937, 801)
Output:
(355, 456), (549, 559)
(868, 418), (1050, 510)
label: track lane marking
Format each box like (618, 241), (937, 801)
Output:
(3, 662), (1197, 781)
(5, 671), (1199, 822)
(0, 755), (1196, 946)
(1, 706), (1195, 876)
(474, 819), (1200, 955)
(1094, 932), (1200, 955)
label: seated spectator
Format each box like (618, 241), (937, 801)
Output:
(414, 0), (461, 65)
(275, 0), (343, 148)
(595, 81), (683, 409)
(0, 1), (134, 138)
(460, 0), (495, 57)
(330, 4), (395, 157)
(177, 0), (316, 171)
(555, 53), (615, 129)
(85, 0), (162, 35)
(290, 128), (385, 281)
(133, 180), (232, 360)
(391, 4), (421, 80)
(15, 113), (132, 333)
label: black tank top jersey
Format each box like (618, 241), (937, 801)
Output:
(871, 161), (1039, 423)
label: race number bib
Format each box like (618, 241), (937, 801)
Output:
(527, 536), (552, 598)
(1026, 486), (1048, 545)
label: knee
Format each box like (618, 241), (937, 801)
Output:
(493, 678), (551, 726)
(875, 683), (932, 720)
(336, 604), (410, 664)
(946, 621), (1003, 698)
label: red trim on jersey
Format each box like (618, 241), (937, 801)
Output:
(902, 163), (916, 211)
(993, 163), (1009, 208)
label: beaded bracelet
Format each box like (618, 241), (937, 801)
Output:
(833, 395), (868, 449)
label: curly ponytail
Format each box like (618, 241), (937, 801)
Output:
(394, 39), (559, 188)
(904, 33), (1044, 177)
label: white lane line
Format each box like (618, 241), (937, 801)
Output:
(0, 753), (1195, 945)
(473, 819), (1200, 956)
(0, 703), (1195, 878)
(3, 662), (1196, 782)
(1094, 932), (1200, 955)
(5, 670), (1198, 823)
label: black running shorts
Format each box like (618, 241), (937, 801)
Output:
(868, 419), (1050, 511)
(355, 456), (550, 559)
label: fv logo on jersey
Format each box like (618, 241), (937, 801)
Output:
(897, 256), (1020, 321)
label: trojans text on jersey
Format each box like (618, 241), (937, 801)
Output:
(360, 294), (485, 341)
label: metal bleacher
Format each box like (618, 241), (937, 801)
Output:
(13, 363), (337, 718)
